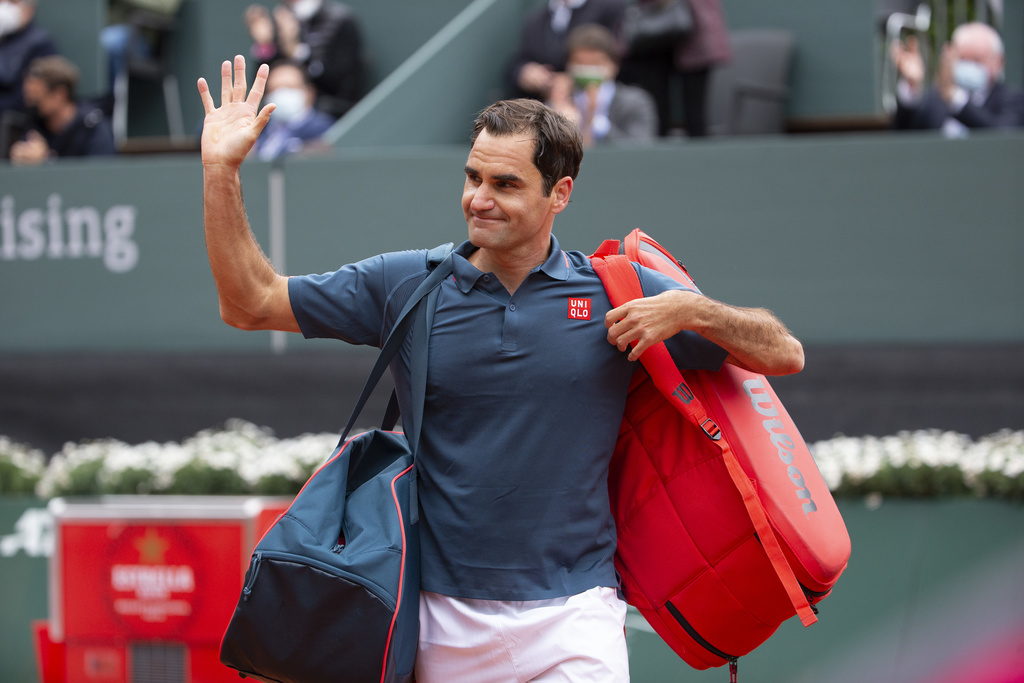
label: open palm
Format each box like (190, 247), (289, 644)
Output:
(197, 55), (275, 168)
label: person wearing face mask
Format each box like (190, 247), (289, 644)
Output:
(251, 60), (334, 160)
(891, 22), (1024, 136)
(244, 0), (364, 120)
(507, 0), (627, 101)
(0, 0), (57, 115)
(8, 55), (115, 165)
(548, 23), (657, 146)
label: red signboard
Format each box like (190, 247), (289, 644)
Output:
(40, 497), (289, 683)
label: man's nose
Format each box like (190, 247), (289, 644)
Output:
(470, 184), (495, 211)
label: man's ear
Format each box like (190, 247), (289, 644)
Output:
(550, 176), (574, 214)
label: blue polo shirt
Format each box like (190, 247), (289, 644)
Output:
(289, 235), (727, 600)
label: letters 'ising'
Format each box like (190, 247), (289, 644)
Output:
(1, 194), (139, 274)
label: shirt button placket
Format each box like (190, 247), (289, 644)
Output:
(501, 301), (518, 351)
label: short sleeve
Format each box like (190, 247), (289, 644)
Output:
(288, 249), (429, 347)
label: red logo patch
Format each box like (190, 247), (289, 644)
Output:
(568, 298), (591, 320)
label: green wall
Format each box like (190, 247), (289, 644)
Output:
(3, 132), (1020, 352)
(2, 497), (1022, 682)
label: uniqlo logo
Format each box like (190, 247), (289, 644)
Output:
(568, 298), (591, 320)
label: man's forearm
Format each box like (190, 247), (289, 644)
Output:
(202, 164), (283, 328)
(684, 294), (804, 376)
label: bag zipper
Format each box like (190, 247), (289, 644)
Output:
(246, 549), (398, 610)
(665, 600), (738, 663)
(242, 552), (262, 601)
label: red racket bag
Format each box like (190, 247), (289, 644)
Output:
(592, 230), (851, 673)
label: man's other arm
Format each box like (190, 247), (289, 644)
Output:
(605, 289), (804, 376)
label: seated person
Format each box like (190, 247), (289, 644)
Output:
(252, 60), (334, 160)
(10, 55), (115, 164)
(0, 0), (57, 113)
(548, 23), (658, 146)
(891, 22), (1024, 136)
(507, 0), (626, 100)
(245, 0), (364, 119)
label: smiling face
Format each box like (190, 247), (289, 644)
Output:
(462, 129), (572, 266)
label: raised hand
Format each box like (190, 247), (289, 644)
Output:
(197, 55), (275, 169)
(891, 35), (925, 92)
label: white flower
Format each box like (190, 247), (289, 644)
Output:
(8, 423), (1022, 499)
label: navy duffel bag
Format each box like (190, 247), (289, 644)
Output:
(220, 245), (453, 683)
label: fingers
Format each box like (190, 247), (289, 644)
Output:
(212, 55), (253, 109)
(253, 102), (277, 135)
(197, 77), (214, 114)
(247, 63), (270, 109)
(220, 59), (232, 106)
(233, 55), (247, 102)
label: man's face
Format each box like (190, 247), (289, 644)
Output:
(954, 30), (1003, 85)
(567, 47), (618, 87)
(0, 0), (28, 36)
(266, 64), (314, 106)
(22, 77), (59, 119)
(462, 129), (570, 256)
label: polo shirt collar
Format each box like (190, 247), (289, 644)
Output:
(451, 235), (570, 294)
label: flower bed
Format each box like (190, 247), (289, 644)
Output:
(2, 421), (1022, 500)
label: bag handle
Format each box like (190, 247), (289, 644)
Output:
(339, 244), (454, 450)
(592, 254), (818, 627)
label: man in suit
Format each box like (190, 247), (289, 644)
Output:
(548, 23), (658, 145)
(891, 21), (1024, 135)
(507, 0), (626, 100)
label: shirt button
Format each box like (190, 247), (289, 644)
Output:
(509, 304), (516, 311)
(483, 275), (490, 281)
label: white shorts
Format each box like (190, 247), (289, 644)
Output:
(415, 586), (630, 683)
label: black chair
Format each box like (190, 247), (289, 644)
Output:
(705, 29), (796, 136)
(111, 8), (185, 146)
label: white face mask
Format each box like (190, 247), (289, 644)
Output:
(267, 87), (308, 123)
(953, 59), (989, 92)
(290, 0), (322, 21)
(0, 2), (24, 37)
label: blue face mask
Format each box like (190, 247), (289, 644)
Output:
(953, 59), (988, 92)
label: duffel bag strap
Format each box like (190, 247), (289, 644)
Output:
(339, 245), (455, 447)
(592, 254), (817, 627)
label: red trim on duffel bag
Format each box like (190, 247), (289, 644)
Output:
(380, 462), (415, 683)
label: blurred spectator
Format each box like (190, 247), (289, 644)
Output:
(891, 22), (1024, 136)
(100, 0), (183, 93)
(0, 0), (57, 113)
(252, 60), (334, 160)
(9, 55), (115, 165)
(548, 23), (657, 145)
(619, 0), (731, 137)
(245, 0), (364, 120)
(507, 0), (627, 101)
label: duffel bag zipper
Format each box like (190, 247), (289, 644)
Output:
(244, 549), (398, 610)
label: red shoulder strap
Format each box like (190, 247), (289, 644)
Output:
(592, 253), (818, 627)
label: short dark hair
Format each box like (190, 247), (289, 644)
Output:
(26, 55), (79, 100)
(470, 99), (583, 196)
(565, 23), (621, 65)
